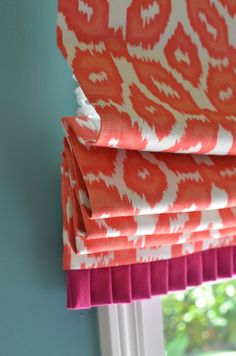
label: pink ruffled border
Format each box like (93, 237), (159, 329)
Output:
(66, 246), (236, 309)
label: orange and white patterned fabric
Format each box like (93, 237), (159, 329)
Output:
(57, 0), (236, 270)
(61, 127), (236, 269)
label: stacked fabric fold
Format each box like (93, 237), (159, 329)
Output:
(57, 0), (236, 309)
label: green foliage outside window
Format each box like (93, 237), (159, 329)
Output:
(162, 280), (236, 356)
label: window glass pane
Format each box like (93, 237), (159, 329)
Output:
(162, 280), (236, 356)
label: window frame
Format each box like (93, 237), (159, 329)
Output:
(98, 297), (165, 356)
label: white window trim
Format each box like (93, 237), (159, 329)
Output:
(98, 297), (165, 356)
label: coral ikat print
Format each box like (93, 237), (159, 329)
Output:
(58, 0), (236, 154)
(57, 0), (236, 271)
(61, 128), (236, 269)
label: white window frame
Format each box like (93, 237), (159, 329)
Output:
(98, 297), (165, 356)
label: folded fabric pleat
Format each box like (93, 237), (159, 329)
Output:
(187, 252), (202, 286)
(234, 248), (236, 275)
(67, 269), (91, 309)
(217, 246), (233, 277)
(112, 265), (132, 303)
(151, 260), (169, 296)
(168, 256), (187, 291)
(202, 249), (218, 282)
(63, 128), (236, 219)
(61, 130), (236, 270)
(67, 246), (236, 309)
(91, 268), (113, 305)
(132, 263), (151, 300)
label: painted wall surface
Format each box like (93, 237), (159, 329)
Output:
(0, 1), (101, 355)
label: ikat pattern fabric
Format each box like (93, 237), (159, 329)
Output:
(57, 0), (236, 271)
(58, 0), (236, 154)
(61, 130), (236, 269)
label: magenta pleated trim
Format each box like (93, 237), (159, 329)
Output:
(66, 246), (236, 309)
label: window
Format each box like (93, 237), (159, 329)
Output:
(163, 280), (236, 356)
(98, 280), (236, 356)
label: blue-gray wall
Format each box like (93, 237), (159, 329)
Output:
(0, 1), (101, 355)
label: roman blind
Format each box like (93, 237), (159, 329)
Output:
(58, 0), (236, 309)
